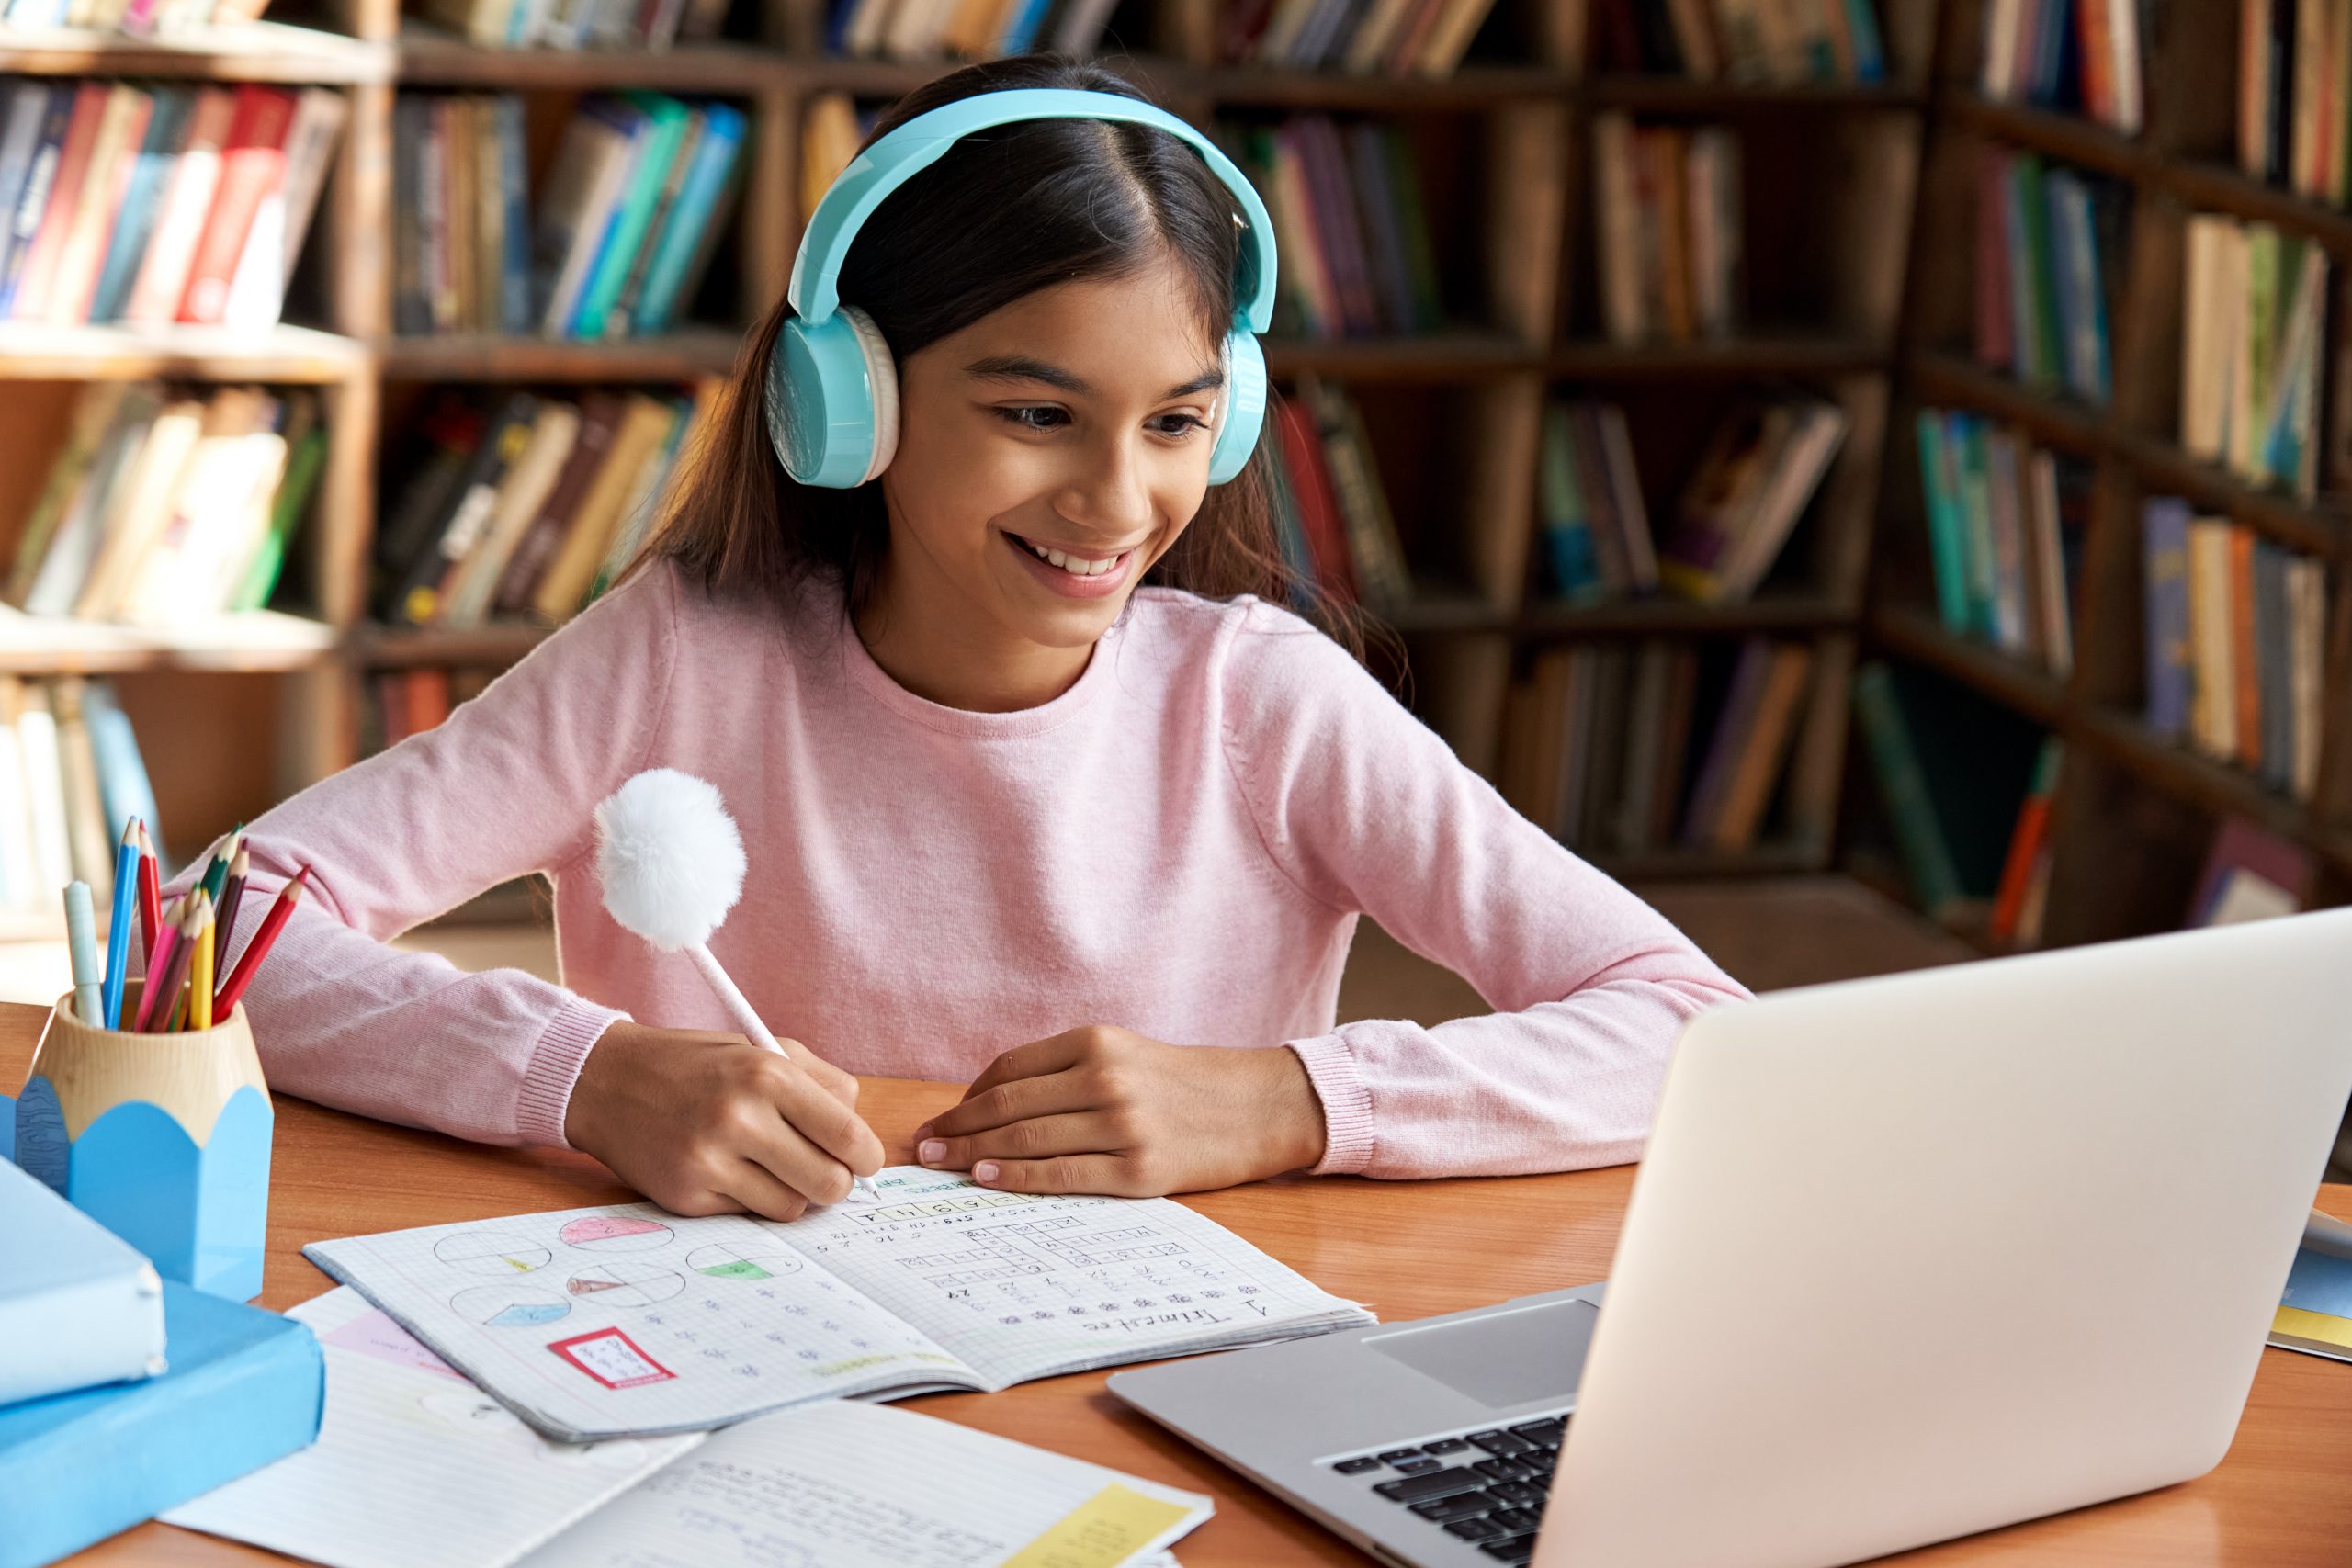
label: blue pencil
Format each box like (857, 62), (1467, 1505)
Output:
(100, 821), (139, 1029)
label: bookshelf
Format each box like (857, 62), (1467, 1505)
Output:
(1861, 0), (2352, 951)
(0, 0), (1943, 908)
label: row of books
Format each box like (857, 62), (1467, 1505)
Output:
(1591, 115), (1741, 347)
(0, 676), (160, 918)
(5, 383), (324, 627)
(1214, 0), (1501, 75)
(2141, 500), (2324, 801)
(1267, 376), (1412, 612)
(1541, 393), (1845, 605)
(1973, 147), (2121, 406)
(1978, 0), (2145, 134)
(1586, 0), (1888, 83)
(1, 0), (264, 34)
(2179, 212), (2327, 499)
(2238, 0), (2352, 199)
(417, 0), (731, 51)
(1913, 408), (2084, 677)
(1226, 116), (1441, 341)
(372, 380), (718, 628)
(0, 82), (343, 330)
(392, 91), (745, 339)
(363, 664), (496, 754)
(1499, 636), (1815, 857)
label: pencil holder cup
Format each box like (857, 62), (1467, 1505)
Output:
(14, 980), (273, 1302)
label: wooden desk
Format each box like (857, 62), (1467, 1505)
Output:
(9, 1005), (2349, 1567)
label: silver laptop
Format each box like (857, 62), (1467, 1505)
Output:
(1110, 908), (2352, 1568)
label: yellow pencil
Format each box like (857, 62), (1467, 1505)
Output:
(187, 891), (214, 1032)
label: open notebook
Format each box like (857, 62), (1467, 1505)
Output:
(305, 1166), (1374, 1441)
(166, 1288), (1204, 1568)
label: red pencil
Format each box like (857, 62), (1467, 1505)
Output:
(133, 820), (161, 962)
(132, 893), (185, 1032)
(213, 869), (309, 1019)
(140, 895), (205, 1034)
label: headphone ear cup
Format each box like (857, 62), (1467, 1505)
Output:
(1207, 330), (1267, 486)
(765, 305), (899, 488)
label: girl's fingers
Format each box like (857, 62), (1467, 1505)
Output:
(720, 1156), (811, 1224)
(767, 1062), (888, 1176)
(736, 1090), (866, 1206)
(956, 1032), (1091, 1104)
(916, 1111), (1116, 1172)
(777, 1037), (860, 1109)
(921, 1066), (1092, 1142)
(970, 1153), (1136, 1197)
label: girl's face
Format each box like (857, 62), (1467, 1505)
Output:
(878, 249), (1226, 660)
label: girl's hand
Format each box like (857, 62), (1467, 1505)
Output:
(911, 1026), (1328, 1197)
(566, 1021), (885, 1222)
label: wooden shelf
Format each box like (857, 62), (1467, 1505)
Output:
(1551, 333), (1889, 378)
(377, 330), (745, 381)
(1941, 92), (2145, 180)
(396, 27), (775, 88)
(0, 19), (389, 80)
(1266, 332), (1541, 378)
(0, 322), (368, 381)
(349, 622), (551, 667)
(0, 608), (340, 674)
(1592, 841), (1830, 878)
(1908, 350), (2110, 451)
(1870, 605), (2070, 725)
(1519, 594), (1855, 637)
(1587, 73), (1927, 113)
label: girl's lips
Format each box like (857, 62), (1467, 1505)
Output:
(1004, 531), (1136, 599)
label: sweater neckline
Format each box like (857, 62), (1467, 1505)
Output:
(836, 600), (1125, 739)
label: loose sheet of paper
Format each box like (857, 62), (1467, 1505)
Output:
(306, 1206), (971, 1439)
(162, 1288), (704, 1568)
(518, 1400), (1210, 1568)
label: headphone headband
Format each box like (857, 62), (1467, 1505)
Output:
(786, 87), (1278, 333)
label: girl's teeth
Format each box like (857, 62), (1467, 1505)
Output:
(1027, 539), (1117, 577)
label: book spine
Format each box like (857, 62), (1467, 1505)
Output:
(1917, 411), (1972, 633)
(177, 85), (299, 326)
(1851, 661), (1964, 918)
(0, 87), (72, 318)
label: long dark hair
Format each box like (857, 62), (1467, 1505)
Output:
(620, 54), (1377, 663)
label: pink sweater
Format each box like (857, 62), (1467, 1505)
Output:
(169, 559), (1751, 1179)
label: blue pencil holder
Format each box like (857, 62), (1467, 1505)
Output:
(14, 980), (273, 1303)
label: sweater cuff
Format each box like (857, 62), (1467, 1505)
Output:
(1285, 1032), (1374, 1176)
(515, 998), (631, 1149)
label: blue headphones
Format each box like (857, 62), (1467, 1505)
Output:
(764, 87), (1278, 490)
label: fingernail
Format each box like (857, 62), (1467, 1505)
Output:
(919, 1139), (944, 1165)
(974, 1161), (999, 1185)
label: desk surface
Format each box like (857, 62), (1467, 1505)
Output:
(9, 1006), (2350, 1568)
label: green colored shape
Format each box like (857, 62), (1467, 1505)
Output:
(697, 1259), (771, 1280)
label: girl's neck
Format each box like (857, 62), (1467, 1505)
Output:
(851, 587), (1096, 714)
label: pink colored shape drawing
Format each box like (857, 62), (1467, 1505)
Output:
(559, 1216), (671, 1247)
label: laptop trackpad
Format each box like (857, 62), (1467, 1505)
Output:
(1363, 1298), (1600, 1409)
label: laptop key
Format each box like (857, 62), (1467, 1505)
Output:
(1444, 1516), (1511, 1541)
(1468, 1430), (1532, 1456)
(1373, 1467), (1487, 1504)
(1510, 1418), (1566, 1444)
(1490, 1506), (1542, 1532)
(1474, 1457), (1534, 1483)
(1409, 1492), (1498, 1523)
(1422, 1438), (1471, 1454)
(1332, 1457), (1382, 1474)
(1378, 1448), (1424, 1463)
(1487, 1481), (1545, 1507)
(1392, 1457), (1442, 1474)
(1478, 1535), (1539, 1564)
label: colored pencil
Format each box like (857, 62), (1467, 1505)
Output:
(134, 820), (161, 965)
(188, 898), (214, 1032)
(154, 894), (207, 1034)
(101, 821), (138, 1028)
(216, 843), (250, 962)
(135, 895), (193, 1032)
(213, 870), (307, 1019)
(198, 829), (240, 908)
(64, 881), (102, 1025)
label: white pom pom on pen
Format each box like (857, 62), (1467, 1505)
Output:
(594, 768), (747, 952)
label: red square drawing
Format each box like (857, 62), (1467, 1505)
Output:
(548, 1327), (675, 1389)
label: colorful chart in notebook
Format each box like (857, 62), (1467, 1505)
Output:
(433, 1232), (552, 1276)
(449, 1284), (571, 1328)
(564, 1264), (686, 1308)
(558, 1216), (674, 1251)
(684, 1243), (803, 1281)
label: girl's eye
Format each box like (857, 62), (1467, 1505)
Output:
(998, 406), (1068, 431)
(1152, 413), (1210, 438)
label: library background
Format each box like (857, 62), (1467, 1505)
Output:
(0, 0), (2347, 1174)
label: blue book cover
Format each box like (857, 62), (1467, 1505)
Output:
(2141, 497), (2192, 742)
(89, 86), (195, 325)
(0, 86), (73, 318)
(1915, 411), (1970, 633)
(79, 679), (162, 861)
(1000, 0), (1057, 54)
(630, 99), (744, 335)
(0, 1283), (321, 1568)
(0, 85), (52, 288)
(496, 95), (533, 333)
(823, 0), (858, 52)
(1841, 0), (1884, 82)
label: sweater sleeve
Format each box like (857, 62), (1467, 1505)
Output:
(154, 561), (682, 1149)
(1218, 600), (1755, 1180)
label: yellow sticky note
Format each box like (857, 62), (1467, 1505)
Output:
(1001, 1482), (1192, 1568)
(2274, 1304), (2352, 1350)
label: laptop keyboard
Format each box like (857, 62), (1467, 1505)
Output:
(1326, 1414), (1567, 1563)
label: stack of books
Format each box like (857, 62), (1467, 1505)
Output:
(2140, 498), (2324, 801)
(0, 675), (159, 916)
(1586, 0), (1887, 83)
(1266, 377), (1412, 613)
(372, 380), (718, 629)
(1222, 116), (1442, 342)
(800, 92), (876, 221)
(1913, 407), (2084, 675)
(0, 83), (345, 330)
(1536, 399), (1652, 601)
(1591, 115), (1741, 346)
(1978, 0), (2144, 134)
(2179, 212), (2328, 499)
(1499, 636), (1815, 858)
(1973, 147), (2122, 404)
(413, 0), (734, 50)
(393, 91), (746, 339)
(1214, 0), (1503, 75)
(2238, 0), (2352, 198)
(1, 0), (272, 33)
(2189, 816), (2312, 926)
(1657, 394), (1846, 604)
(5, 383), (325, 626)
(364, 664), (501, 754)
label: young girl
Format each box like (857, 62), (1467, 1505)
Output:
(172, 54), (1750, 1224)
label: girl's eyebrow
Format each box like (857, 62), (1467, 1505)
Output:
(963, 355), (1225, 400)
